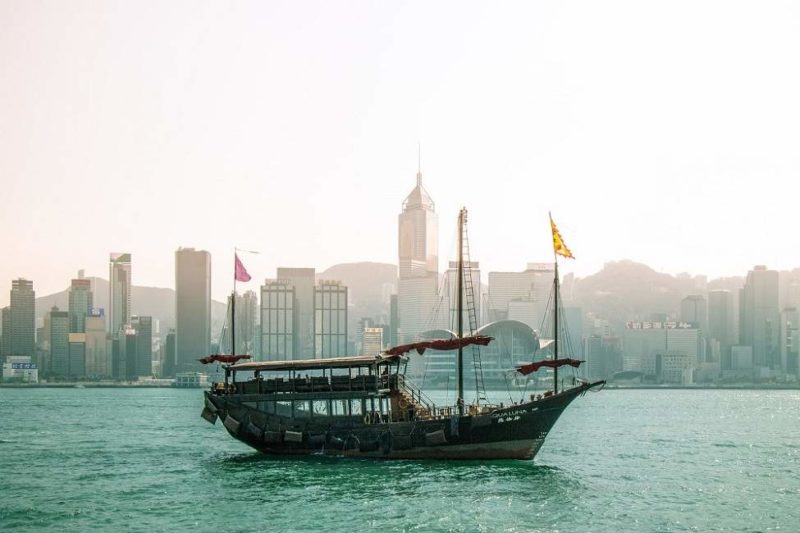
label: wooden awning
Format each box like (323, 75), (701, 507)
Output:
(229, 354), (400, 372)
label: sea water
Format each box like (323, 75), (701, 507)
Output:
(0, 387), (798, 532)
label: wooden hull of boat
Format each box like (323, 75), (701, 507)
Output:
(203, 381), (600, 460)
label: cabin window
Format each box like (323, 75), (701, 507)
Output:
(331, 400), (348, 416)
(312, 400), (328, 416)
(350, 399), (362, 415)
(295, 400), (312, 418)
(275, 400), (292, 417)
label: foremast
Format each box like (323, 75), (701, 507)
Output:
(549, 212), (575, 395)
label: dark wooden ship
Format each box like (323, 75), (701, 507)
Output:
(201, 210), (604, 459)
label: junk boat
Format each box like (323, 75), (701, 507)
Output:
(201, 210), (604, 459)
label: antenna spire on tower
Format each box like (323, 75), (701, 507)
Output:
(417, 142), (422, 186)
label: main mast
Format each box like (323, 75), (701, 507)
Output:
(457, 207), (466, 415)
(553, 260), (559, 394)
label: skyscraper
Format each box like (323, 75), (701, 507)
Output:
(276, 268), (316, 357)
(397, 168), (442, 342)
(85, 309), (109, 378)
(69, 278), (93, 333)
(8, 279), (35, 358)
(314, 280), (348, 358)
(109, 253), (132, 336)
(260, 279), (296, 361)
(739, 266), (780, 370)
(49, 307), (69, 378)
(131, 315), (153, 377)
(175, 248), (211, 373)
(708, 290), (734, 369)
(680, 295), (708, 332)
(445, 261), (481, 332)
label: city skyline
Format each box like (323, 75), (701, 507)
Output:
(3, 1), (800, 306)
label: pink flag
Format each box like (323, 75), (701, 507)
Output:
(234, 254), (251, 282)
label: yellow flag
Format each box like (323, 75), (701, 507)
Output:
(549, 214), (575, 259)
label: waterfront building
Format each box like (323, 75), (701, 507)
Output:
(681, 295), (708, 332)
(314, 280), (348, 358)
(260, 279), (295, 361)
(780, 307), (799, 378)
(49, 307), (69, 378)
(585, 335), (622, 380)
(1, 306), (10, 358)
(622, 322), (699, 377)
(362, 327), (384, 356)
(131, 315), (153, 377)
(68, 333), (86, 378)
(739, 266), (780, 371)
(397, 168), (441, 342)
(5, 279), (36, 358)
(85, 309), (109, 378)
(389, 294), (399, 347)
(2, 355), (38, 383)
(68, 277), (93, 333)
(109, 254), (132, 335)
(163, 329), (176, 377)
(486, 270), (535, 323)
(277, 267), (316, 357)
(563, 306), (585, 362)
(175, 248), (211, 373)
(708, 290), (735, 370)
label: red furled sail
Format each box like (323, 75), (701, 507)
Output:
(199, 354), (252, 365)
(516, 358), (583, 376)
(383, 335), (493, 356)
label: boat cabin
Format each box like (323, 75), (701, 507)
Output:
(211, 354), (452, 423)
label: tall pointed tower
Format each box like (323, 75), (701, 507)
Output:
(398, 167), (439, 279)
(397, 163), (442, 346)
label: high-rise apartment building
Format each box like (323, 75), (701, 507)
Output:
(6, 279), (36, 358)
(397, 169), (442, 342)
(780, 307), (799, 377)
(681, 295), (708, 332)
(109, 254), (131, 336)
(314, 280), (348, 358)
(175, 248), (211, 372)
(69, 278), (93, 333)
(486, 264), (553, 332)
(1, 306), (10, 358)
(739, 266), (780, 370)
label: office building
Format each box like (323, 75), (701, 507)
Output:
(260, 279), (296, 361)
(175, 248), (211, 372)
(444, 261), (481, 333)
(276, 268), (316, 357)
(6, 279), (36, 358)
(131, 315), (153, 377)
(109, 254), (132, 335)
(85, 309), (109, 378)
(362, 327), (384, 355)
(739, 266), (780, 370)
(49, 307), (69, 378)
(397, 168), (442, 342)
(68, 278), (93, 333)
(708, 290), (735, 370)
(68, 333), (86, 378)
(314, 280), (348, 358)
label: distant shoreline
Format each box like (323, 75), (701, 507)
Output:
(0, 382), (177, 389)
(1, 382), (798, 391)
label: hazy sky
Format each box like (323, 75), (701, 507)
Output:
(2, 1), (799, 306)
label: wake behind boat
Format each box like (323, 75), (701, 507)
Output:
(201, 210), (604, 459)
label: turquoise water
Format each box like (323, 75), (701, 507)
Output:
(1, 388), (798, 532)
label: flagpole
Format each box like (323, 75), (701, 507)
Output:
(232, 250), (237, 356)
(550, 213), (559, 395)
